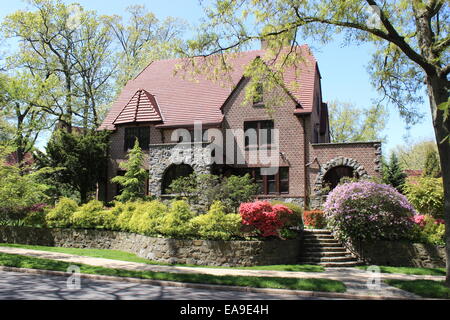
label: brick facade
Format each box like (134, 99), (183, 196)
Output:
(101, 50), (381, 207)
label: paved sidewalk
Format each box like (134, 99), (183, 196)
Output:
(0, 246), (441, 299)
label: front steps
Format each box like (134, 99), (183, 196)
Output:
(300, 229), (361, 267)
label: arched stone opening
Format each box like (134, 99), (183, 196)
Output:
(161, 163), (194, 194)
(314, 156), (369, 195)
(323, 165), (359, 191)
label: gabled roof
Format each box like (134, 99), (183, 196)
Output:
(112, 89), (162, 125)
(100, 45), (318, 130)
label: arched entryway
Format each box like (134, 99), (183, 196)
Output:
(314, 156), (369, 195)
(161, 163), (194, 194)
(323, 165), (359, 190)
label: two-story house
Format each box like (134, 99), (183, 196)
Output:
(98, 44), (382, 208)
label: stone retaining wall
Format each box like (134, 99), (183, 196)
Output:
(0, 226), (302, 267)
(349, 240), (446, 268)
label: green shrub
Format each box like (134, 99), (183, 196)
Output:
(23, 211), (47, 227)
(190, 201), (242, 240)
(128, 200), (167, 235)
(169, 173), (259, 212)
(45, 197), (78, 228)
(71, 200), (116, 230)
(159, 200), (195, 238)
(403, 177), (444, 218)
(115, 202), (137, 231)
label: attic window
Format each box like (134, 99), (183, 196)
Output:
(253, 83), (264, 106)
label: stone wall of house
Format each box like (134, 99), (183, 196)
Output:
(148, 142), (212, 198)
(0, 226), (302, 267)
(348, 240), (445, 268)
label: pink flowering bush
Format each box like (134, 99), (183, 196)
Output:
(411, 214), (445, 245)
(239, 201), (294, 238)
(324, 181), (416, 241)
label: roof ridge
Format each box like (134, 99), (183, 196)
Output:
(132, 44), (315, 81)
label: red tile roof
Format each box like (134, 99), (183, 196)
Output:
(112, 89), (162, 125)
(100, 45), (318, 130)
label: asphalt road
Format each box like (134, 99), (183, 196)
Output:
(0, 271), (329, 300)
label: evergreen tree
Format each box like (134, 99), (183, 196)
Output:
(36, 129), (110, 203)
(382, 153), (407, 193)
(111, 139), (149, 202)
(423, 150), (441, 178)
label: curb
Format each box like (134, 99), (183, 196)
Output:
(0, 266), (416, 300)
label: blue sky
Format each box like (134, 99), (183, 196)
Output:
(0, 0), (436, 154)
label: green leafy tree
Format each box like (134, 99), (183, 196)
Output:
(111, 139), (149, 203)
(179, 0), (450, 284)
(104, 4), (186, 90)
(395, 139), (438, 170)
(383, 153), (407, 192)
(36, 129), (110, 203)
(328, 101), (388, 143)
(423, 149), (442, 178)
(0, 72), (55, 166)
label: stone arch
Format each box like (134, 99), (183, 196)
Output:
(314, 156), (369, 194)
(161, 163), (194, 194)
(147, 143), (212, 197)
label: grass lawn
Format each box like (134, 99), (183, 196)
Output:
(0, 243), (324, 272)
(385, 279), (450, 299)
(0, 252), (345, 292)
(357, 265), (446, 276)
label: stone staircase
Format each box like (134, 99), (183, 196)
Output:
(300, 229), (361, 267)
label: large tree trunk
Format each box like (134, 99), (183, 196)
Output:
(426, 74), (450, 285)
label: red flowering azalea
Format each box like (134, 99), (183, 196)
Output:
(239, 201), (293, 238)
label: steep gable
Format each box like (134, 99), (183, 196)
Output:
(100, 45), (318, 130)
(112, 89), (163, 125)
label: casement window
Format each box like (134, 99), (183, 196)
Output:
(124, 126), (150, 150)
(253, 83), (264, 106)
(244, 120), (274, 147)
(245, 167), (289, 195)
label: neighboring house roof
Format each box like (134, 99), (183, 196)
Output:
(405, 169), (423, 177)
(99, 45), (318, 130)
(112, 89), (163, 125)
(5, 152), (34, 167)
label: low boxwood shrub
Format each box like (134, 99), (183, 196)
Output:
(71, 200), (116, 230)
(190, 201), (242, 240)
(303, 210), (326, 229)
(45, 197), (78, 228)
(158, 200), (195, 238)
(239, 201), (294, 238)
(324, 181), (416, 241)
(114, 202), (138, 232)
(127, 200), (167, 235)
